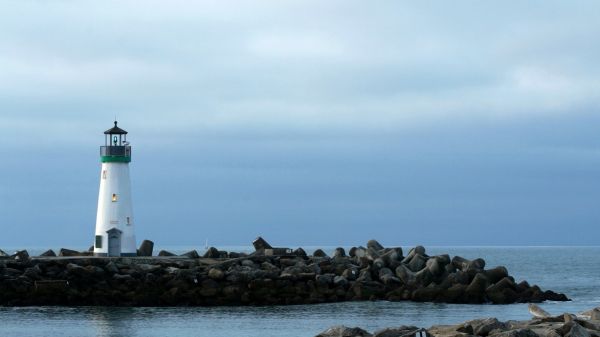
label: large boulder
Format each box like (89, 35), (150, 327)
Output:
(334, 247), (346, 258)
(137, 240), (154, 257)
(465, 273), (488, 303)
(180, 250), (200, 258)
(11, 250), (30, 260)
(316, 326), (372, 337)
(58, 248), (80, 257)
(462, 317), (507, 336)
(158, 250), (176, 256)
(367, 239), (385, 252)
(373, 326), (422, 337)
(253, 236), (273, 250)
(40, 249), (57, 257)
(313, 249), (328, 258)
(203, 247), (220, 258)
(492, 329), (539, 337)
(407, 254), (428, 272)
(293, 247), (307, 257)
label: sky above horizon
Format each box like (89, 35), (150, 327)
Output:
(0, 1), (599, 248)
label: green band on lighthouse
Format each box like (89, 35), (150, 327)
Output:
(101, 156), (131, 163)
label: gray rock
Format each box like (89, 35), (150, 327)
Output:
(395, 265), (416, 286)
(158, 250), (176, 256)
(40, 249), (57, 257)
(465, 273), (489, 302)
(342, 268), (359, 281)
(367, 239), (385, 251)
(104, 261), (119, 274)
(253, 236), (273, 250)
(0, 248), (8, 257)
(293, 247), (307, 257)
(334, 247), (346, 258)
(465, 317), (507, 336)
(181, 250), (200, 258)
(58, 248), (80, 257)
(590, 308), (600, 321)
(316, 325), (372, 337)
(208, 268), (225, 280)
(484, 266), (508, 284)
(313, 249), (328, 258)
(11, 250), (30, 260)
(333, 275), (348, 287)
(425, 257), (444, 277)
(407, 254), (428, 272)
(373, 326), (422, 337)
(353, 247), (367, 258)
(316, 274), (334, 286)
(492, 329), (539, 337)
(135, 264), (161, 273)
(203, 247), (220, 258)
(565, 322), (590, 337)
(138, 240), (154, 257)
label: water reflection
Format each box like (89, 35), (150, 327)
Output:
(86, 307), (137, 337)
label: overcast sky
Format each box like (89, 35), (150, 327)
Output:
(0, 1), (599, 248)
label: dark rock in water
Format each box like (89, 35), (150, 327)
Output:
(253, 236), (273, 250)
(293, 247), (307, 257)
(313, 249), (328, 257)
(138, 240), (154, 257)
(407, 254), (427, 272)
(203, 247), (219, 258)
(40, 249), (56, 257)
(11, 250), (30, 260)
(158, 250), (176, 257)
(316, 325), (373, 337)
(486, 277), (518, 304)
(180, 250), (200, 259)
(367, 239), (385, 252)
(465, 273), (488, 303)
(59, 248), (80, 257)
(334, 247), (346, 258)
(483, 266), (508, 284)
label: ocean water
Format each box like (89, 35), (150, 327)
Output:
(1, 246), (599, 337)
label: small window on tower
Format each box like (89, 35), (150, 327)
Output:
(95, 235), (102, 248)
(102, 170), (107, 179)
(126, 216), (131, 225)
(112, 193), (118, 202)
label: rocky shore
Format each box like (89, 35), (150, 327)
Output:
(315, 305), (600, 337)
(0, 238), (568, 306)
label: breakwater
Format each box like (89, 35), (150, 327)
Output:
(0, 239), (568, 306)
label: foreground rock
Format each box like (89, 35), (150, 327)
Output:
(0, 239), (568, 306)
(316, 305), (600, 337)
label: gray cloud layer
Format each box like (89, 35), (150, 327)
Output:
(0, 1), (599, 247)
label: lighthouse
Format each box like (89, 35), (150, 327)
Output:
(93, 121), (137, 257)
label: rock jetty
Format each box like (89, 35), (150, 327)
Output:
(315, 305), (600, 337)
(0, 238), (568, 306)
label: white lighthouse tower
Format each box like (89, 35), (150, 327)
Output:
(93, 121), (137, 257)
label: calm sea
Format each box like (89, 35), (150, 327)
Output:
(1, 246), (598, 337)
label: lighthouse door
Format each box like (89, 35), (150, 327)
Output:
(107, 228), (122, 257)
